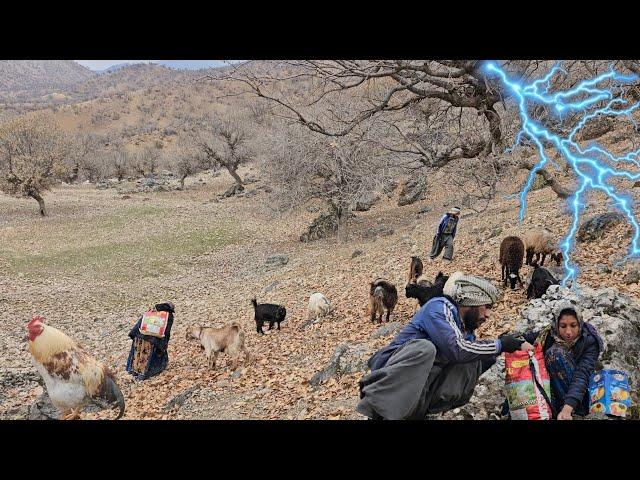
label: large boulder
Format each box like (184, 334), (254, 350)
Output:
(575, 117), (614, 142)
(576, 212), (626, 243)
(353, 192), (380, 212)
(398, 177), (427, 207)
(309, 343), (373, 386)
(300, 211), (354, 243)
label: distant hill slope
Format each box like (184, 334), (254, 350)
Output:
(0, 60), (95, 92)
(67, 63), (194, 99)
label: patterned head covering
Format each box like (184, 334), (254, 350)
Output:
(443, 271), (500, 306)
(536, 300), (603, 353)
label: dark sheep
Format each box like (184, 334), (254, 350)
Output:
(405, 271), (449, 306)
(499, 236), (525, 290)
(251, 298), (287, 335)
(369, 278), (398, 323)
(549, 252), (563, 266)
(407, 256), (424, 284)
(527, 262), (560, 299)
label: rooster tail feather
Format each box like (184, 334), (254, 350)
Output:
(104, 375), (125, 419)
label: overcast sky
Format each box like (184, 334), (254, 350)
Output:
(75, 60), (234, 71)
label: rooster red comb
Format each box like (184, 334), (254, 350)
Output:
(27, 316), (45, 328)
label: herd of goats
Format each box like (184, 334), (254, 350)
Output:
(187, 228), (564, 370)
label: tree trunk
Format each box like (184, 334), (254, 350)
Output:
(28, 191), (47, 216)
(69, 164), (79, 184)
(332, 201), (349, 243)
(225, 164), (244, 186)
(483, 106), (503, 153)
(520, 158), (573, 199)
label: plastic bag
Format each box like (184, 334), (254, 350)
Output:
(139, 309), (169, 338)
(589, 369), (631, 417)
(505, 343), (553, 420)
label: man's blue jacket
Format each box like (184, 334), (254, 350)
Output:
(369, 296), (502, 371)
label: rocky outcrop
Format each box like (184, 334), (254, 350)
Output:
(309, 343), (372, 386)
(371, 322), (403, 339)
(576, 213), (626, 243)
(300, 211), (354, 242)
(353, 192), (380, 212)
(398, 177), (427, 207)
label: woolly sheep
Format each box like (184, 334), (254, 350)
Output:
(522, 228), (557, 266)
(499, 236), (525, 290)
(308, 292), (332, 320)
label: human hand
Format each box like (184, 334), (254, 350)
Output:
(500, 335), (524, 353)
(520, 341), (534, 352)
(557, 405), (573, 420)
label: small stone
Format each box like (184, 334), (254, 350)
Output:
(266, 254), (288, 266)
(487, 227), (502, 239)
(623, 269), (640, 285)
(351, 249), (364, 259)
(263, 281), (280, 293)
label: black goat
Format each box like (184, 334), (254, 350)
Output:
(527, 262), (559, 299)
(369, 279), (398, 323)
(499, 236), (525, 290)
(251, 298), (287, 335)
(407, 256), (424, 284)
(405, 271), (450, 306)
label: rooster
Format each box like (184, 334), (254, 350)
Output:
(27, 316), (125, 420)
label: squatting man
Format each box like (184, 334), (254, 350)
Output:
(357, 272), (532, 420)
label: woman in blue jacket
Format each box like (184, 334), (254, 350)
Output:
(522, 301), (603, 420)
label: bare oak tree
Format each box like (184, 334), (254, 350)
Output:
(0, 112), (69, 216)
(210, 60), (640, 205)
(188, 112), (253, 190)
(262, 120), (396, 240)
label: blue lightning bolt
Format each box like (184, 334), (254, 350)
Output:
(484, 61), (640, 287)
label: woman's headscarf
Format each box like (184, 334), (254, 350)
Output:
(536, 300), (603, 352)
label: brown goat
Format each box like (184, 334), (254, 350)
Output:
(499, 236), (525, 290)
(369, 278), (398, 323)
(185, 322), (252, 370)
(407, 256), (424, 284)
